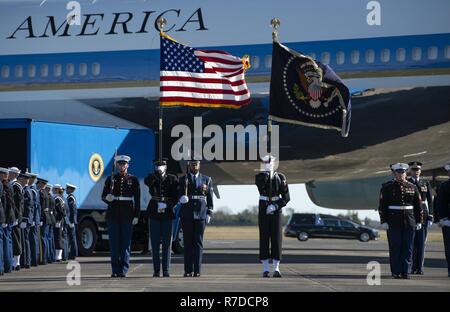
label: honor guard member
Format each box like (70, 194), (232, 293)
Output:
(102, 155), (140, 278)
(27, 172), (41, 267)
(178, 160), (213, 277)
(0, 169), (5, 275)
(1, 168), (15, 273)
(10, 168), (24, 270)
(255, 155), (290, 278)
(36, 178), (50, 264)
(45, 184), (56, 263)
(380, 164), (396, 276)
(145, 159), (178, 277)
(379, 163), (423, 279)
(65, 184), (78, 260)
(407, 161), (434, 275)
(19, 173), (34, 268)
(52, 184), (66, 262)
(436, 161), (450, 277)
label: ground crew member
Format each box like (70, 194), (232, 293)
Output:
(436, 161), (450, 277)
(102, 155), (140, 278)
(178, 160), (213, 277)
(407, 161), (433, 275)
(255, 155), (290, 278)
(1, 168), (15, 273)
(379, 163), (423, 279)
(65, 184), (78, 260)
(145, 159), (178, 277)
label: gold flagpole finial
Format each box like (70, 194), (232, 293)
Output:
(157, 17), (167, 34)
(270, 18), (280, 42)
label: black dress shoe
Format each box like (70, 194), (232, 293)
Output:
(393, 274), (401, 279)
(111, 273), (118, 278)
(163, 271), (170, 277)
(416, 270), (424, 275)
(401, 273), (410, 279)
(273, 271), (282, 278)
(117, 273), (126, 278)
(184, 272), (193, 277)
(14, 266), (20, 271)
(194, 273), (201, 277)
(263, 271), (270, 278)
(153, 271), (160, 277)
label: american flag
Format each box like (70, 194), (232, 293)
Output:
(159, 35), (251, 109)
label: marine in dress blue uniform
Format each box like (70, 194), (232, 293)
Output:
(178, 160), (213, 277)
(407, 161), (434, 275)
(1, 168), (16, 273)
(20, 174), (35, 269)
(102, 155), (140, 278)
(27, 173), (41, 267)
(65, 183), (78, 260)
(36, 178), (50, 265)
(144, 159), (178, 277)
(436, 161), (450, 277)
(378, 163), (423, 279)
(9, 167), (23, 270)
(255, 155), (290, 278)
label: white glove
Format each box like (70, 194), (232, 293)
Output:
(158, 202), (167, 209)
(31, 222), (35, 227)
(132, 217), (139, 225)
(13, 220), (18, 226)
(179, 195), (189, 204)
(39, 221), (43, 226)
(55, 222), (61, 228)
(206, 215), (211, 224)
(427, 220), (433, 228)
(380, 222), (389, 230)
(20, 222), (27, 229)
(1, 224), (7, 228)
(69, 223), (75, 228)
(105, 194), (114, 202)
(266, 204), (277, 215)
(416, 223), (422, 231)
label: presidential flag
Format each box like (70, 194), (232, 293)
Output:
(159, 34), (251, 109)
(269, 41), (351, 137)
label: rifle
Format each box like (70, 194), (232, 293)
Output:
(110, 148), (117, 194)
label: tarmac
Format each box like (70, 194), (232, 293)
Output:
(0, 238), (449, 292)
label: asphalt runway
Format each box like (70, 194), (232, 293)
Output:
(0, 238), (449, 292)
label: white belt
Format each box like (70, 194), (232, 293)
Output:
(421, 201), (427, 204)
(43, 208), (49, 212)
(259, 196), (280, 201)
(389, 205), (413, 210)
(190, 195), (206, 200)
(113, 196), (133, 201)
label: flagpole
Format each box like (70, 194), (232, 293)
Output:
(157, 17), (167, 162)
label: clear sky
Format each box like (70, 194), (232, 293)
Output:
(215, 183), (380, 220)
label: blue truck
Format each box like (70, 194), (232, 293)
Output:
(0, 118), (184, 256)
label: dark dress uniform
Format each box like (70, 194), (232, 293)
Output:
(145, 171), (178, 275)
(53, 195), (66, 254)
(379, 179), (394, 275)
(0, 182), (5, 275)
(379, 180), (423, 277)
(408, 176), (433, 274)
(39, 188), (51, 264)
(20, 186), (34, 268)
(29, 185), (40, 266)
(66, 193), (78, 260)
(255, 171), (290, 262)
(178, 172), (213, 276)
(48, 192), (56, 263)
(436, 178), (450, 276)
(101, 172), (140, 276)
(11, 181), (23, 261)
(1, 179), (16, 273)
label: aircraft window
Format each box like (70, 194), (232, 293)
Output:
(365, 49), (375, 63)
(412, 47), (422, 61)
(381, 49), (390, 63)
(53, 64), (62, 77)
(351, 50), (360, 64)
(321, 52), (330, 65)
(40, 64), (48, 77)
(396, 48), (406, 62)
(66, 63), (74, 77)
(15, 65), (23, 78)
(92, 62), (101, 76)
(428, 46), (438, 60)
(446, 46), (450, 59)
(28, 64), (36, 78)
(265, 55), (272, 68)
(251, 56), (260, 69)
(79, 63), (87, 76)
(308, 53), (316, 60)
(336, 51), (345, 65)
(1, 65), (10, 79)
